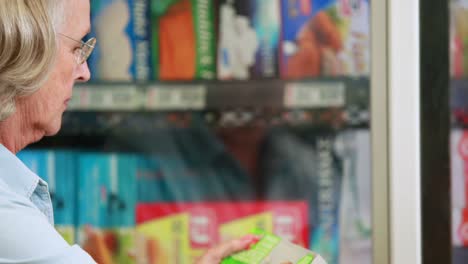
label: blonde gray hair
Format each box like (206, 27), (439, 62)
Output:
(0, 0), (65, 121)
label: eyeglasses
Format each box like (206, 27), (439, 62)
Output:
(58, 33), (96, 65)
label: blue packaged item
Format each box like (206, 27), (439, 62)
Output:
(136, 155), (169, 202)
(88, 0), (151, 81)
(16, 149), (48, 180)
(218, 0), (280, 79)
(49, 151), (77, 244)
(281, 0), (336, 41)
(77, 152), (138, 229)
(77, 152), (138, 263)
(77, 152), (111, 232)
(113, 153), (138, 227)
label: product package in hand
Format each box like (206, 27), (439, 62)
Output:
(222, 229), (327, 264)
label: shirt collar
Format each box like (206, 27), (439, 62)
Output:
(0, 144), (40, 198)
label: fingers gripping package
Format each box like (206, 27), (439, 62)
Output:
(222, 229), (327, 264)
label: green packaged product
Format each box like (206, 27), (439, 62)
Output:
(222, 229), (327, 264)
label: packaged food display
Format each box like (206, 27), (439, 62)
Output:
(136, 201), (309, 263)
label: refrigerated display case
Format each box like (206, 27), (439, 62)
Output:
(16, 0), (405, 263)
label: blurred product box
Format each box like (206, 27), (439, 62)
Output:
(453, 208), (468, 247)
(17, 150), (77, 245)
(451, 129), (468, 210)
(88, 0), (152, 81)
(451, 129), (468, 247)
(77, 152), (138, 264)
(280, 0), (370, 79)
(217, 0), (280, 80)
(151, 0), (217, 80)
(136, 154), (211, 202)
(136, 201), (309, 264)
(337, 129), (372, 264)
(451, 1), (468, 78)
(136, 155), (168, 202)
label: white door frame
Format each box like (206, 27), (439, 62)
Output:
(371, 0), (422, 263)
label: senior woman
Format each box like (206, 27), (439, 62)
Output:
(0, 1), (257, 263)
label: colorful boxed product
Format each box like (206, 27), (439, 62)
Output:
(77, 152), (138, 264)
(136, 201), (309, 264)
(17, 150), (77, 245)
(88, 0), (152, 81)
(217, 0), (280, 79)
(151, 0), (216, 80)
(280, 0), (370, 78)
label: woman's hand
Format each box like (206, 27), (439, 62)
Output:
(196, 234), (260, 264)
(82, 226), (113, 264)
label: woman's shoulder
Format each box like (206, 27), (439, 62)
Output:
(0, 177), (79, 262)
(0, 177), (35, 207)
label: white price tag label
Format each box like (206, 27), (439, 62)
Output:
(68, 86), (92, 110)
(106, 86), (141, 110)
(284, 82), (345, 108)
(68, 85), (141, 110)
(146, 85), (206, 110)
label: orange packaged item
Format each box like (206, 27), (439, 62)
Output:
(152, 0), (216, 80)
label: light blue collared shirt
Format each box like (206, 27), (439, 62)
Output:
(0, 144), (95, 263)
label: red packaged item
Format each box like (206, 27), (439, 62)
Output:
(135, 201), (309, 263)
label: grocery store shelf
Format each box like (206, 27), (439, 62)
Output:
(68, 78), (369, 111)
